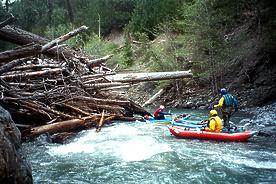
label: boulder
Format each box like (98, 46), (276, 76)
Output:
(0, 106), (33, 184)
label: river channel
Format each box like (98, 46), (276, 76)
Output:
(23, 108), (276, 184)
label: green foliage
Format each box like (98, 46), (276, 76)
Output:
(174, 0), (241, 81)
(44, 24), (83, 48)
(129, 0), (182, 38)
(121, 35), (133, 67)
(84, 33), (117, 57)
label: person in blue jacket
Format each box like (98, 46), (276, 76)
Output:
(214, 88), (238, 130)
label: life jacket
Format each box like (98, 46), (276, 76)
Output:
(208, 116), (222, 132)
(223, 93), (235, 107)
(153, 108), (161, 117)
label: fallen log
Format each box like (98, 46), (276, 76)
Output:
(105, 70), (193, 83)
(0, 68), (65, 80)
(0, 14), (16, 29)
(0, 59), (25, 75)
(142, 88), (165, 107)
(0, 44), (41, 63)
(19, 100), (75, 120)
(68, 96), (130, 106)
(55, 103), (92, 117)
(80, 73), (115, 80)
(0, 25), (77, 59)
(86, 54), (113, 67)
(84, 82), (126, 89)
(25, 116), (94, 138)
(41, 25), (88, 52)
(11, 64), (60, 71)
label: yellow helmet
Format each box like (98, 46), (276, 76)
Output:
(210, 110), (218, 116)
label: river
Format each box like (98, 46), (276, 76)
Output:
(23, 107), (276, 184)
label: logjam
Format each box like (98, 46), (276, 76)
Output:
(0, 19), (192, 142)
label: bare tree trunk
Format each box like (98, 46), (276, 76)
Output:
(66, 0), (74, 23)
(5, 0), (10, 12)
(47, 0), (53, 26)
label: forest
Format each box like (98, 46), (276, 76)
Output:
(1, 1), (276, 183)
(1, 0), (276, 105)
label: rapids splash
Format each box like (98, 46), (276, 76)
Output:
(23, 106), (276, 184)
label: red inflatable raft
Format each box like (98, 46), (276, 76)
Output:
(169, 126), (257, 142)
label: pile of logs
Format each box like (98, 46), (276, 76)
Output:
(0, 16), (151, 141)
(0, 15), (193, 142)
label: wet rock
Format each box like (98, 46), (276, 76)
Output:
(0, 105), (33, 184)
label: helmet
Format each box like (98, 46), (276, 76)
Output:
(220, 88), (227, 95)
(160, 105), (165, 109)
(210, 110), (218, 116)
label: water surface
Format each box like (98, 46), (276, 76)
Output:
(24, 109), (276, 184)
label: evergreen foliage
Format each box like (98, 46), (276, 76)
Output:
(0, 0), (275, 90)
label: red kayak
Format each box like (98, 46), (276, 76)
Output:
(169, 126), (257, 142)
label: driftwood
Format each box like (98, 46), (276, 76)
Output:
(0, 25), (78, 59)
(0, 68), (65, 80)
(25, 116), (92, 138)
(0, 59), (26, 75)
(86, 54), (113, 67)
(0, 44), (41, 63)
(142, 88), (165, 107)
(0, 21), (192, 142)
(84, 82), (126, 89)
(106, 70), (193, 83)
(0, 14), (16, 29)
(41, 25), (88, 52)
(11, 64), (59, 71)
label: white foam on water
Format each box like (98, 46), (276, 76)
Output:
(229, 157), (276, 170)
(115, 136), (172, 162)
(48, 123), (172, 161)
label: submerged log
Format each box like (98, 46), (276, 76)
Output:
(105, 70), (193, 83)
